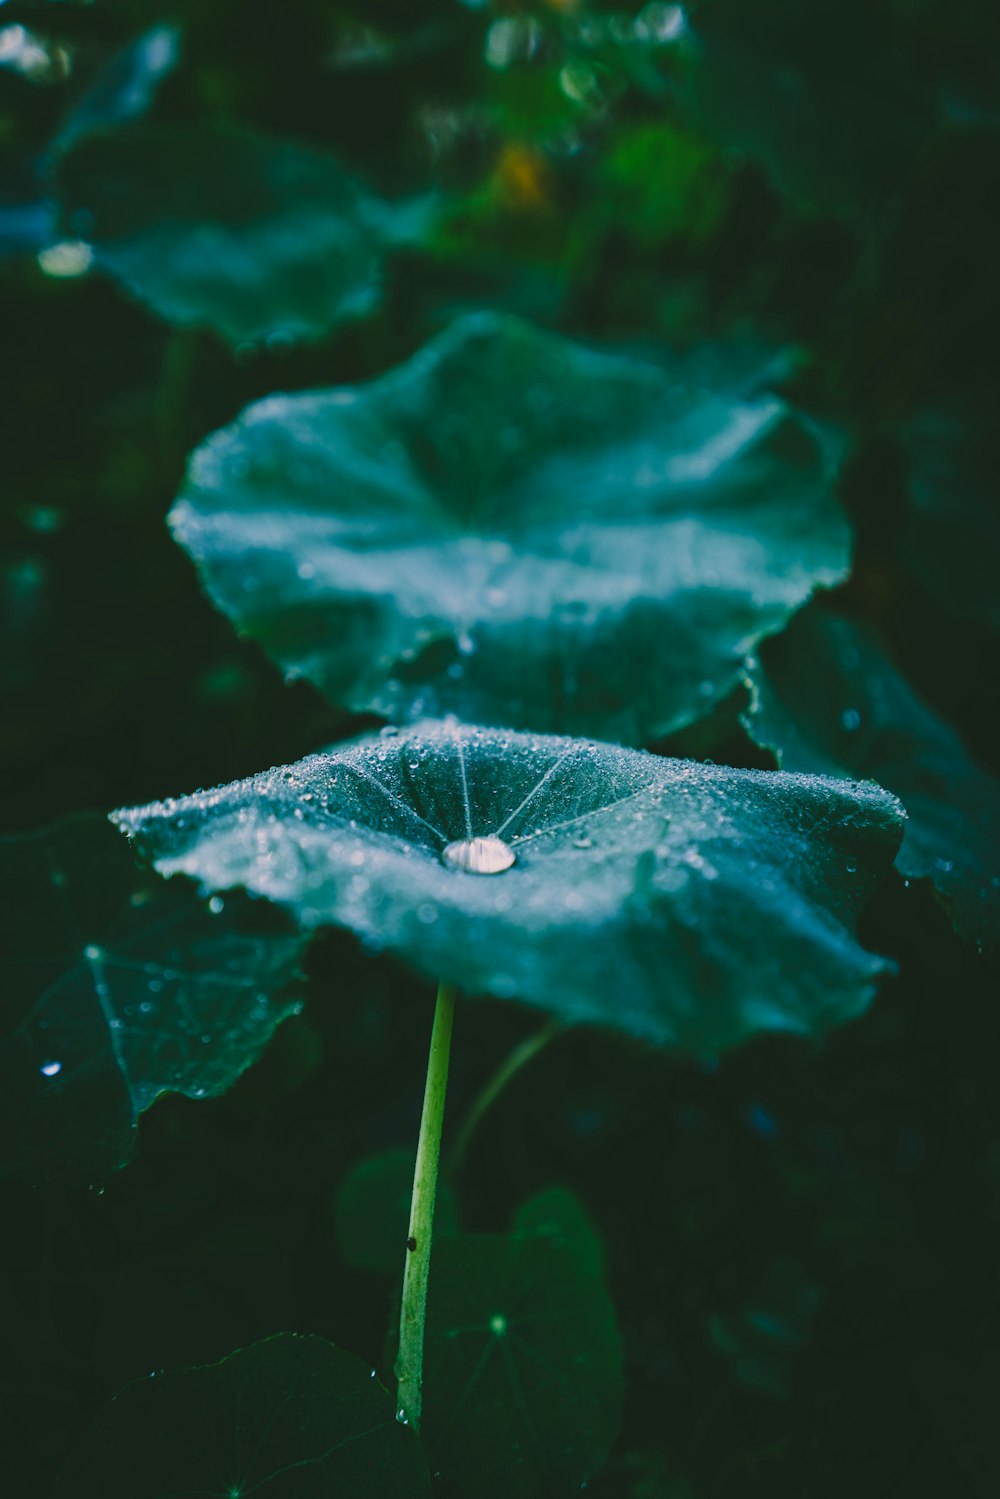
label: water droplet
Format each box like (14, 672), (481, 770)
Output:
(208, 895), (224, 915)
(841, 707), (862, 732)
(573, 836), (593, 850)
(442, 837), (516, 874)
(40, 1060), (62, 1077)
(489, 1313), (508, 1336)
(84, 944), (102, 962)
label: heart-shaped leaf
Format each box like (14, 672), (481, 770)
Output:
(56, 123), (384, 346)
(53, 1333), (430, 1498)
(334, 1146), (460, 1274)
(423, 1212), (623, 1497)
(115, 723), (903, 1053)
(0, 814), (304, 1181)
(513, 1185), (607, 1277)
(743, 608), (1000, 948)
(169, 313), (851, 742)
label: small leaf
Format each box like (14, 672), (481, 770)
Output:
(56, 123), (384, 345)
(513, 1185), (606, 1277)
(115, 722), (903, 1053)
(53, 1332), (430, 1498)
(334, 1146), (460, 1274)
(169, 312), (851, 742)
(423, 1224), (624, 1498)
(0, 813), (304, 1181)
(743, 608), (1000, 947)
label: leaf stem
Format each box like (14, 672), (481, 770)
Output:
(448, 1020), (560, 1177)
(395, 979), (457, 1431)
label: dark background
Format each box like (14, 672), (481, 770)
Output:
(2, 3), (999, 1495)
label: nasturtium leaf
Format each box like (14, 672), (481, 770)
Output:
(0, 813), (304, 1181)
(334, 1146), (460, 1274)
(169, 312), (851, 743)
(115, 721), (903, 1053)
(743, 609), (1000, 948)
(513, 1185), (606, 1278)
(53, 1332), (430, 1498)
(56, 123), (384, 345)
(423, 1226), (623, 1498)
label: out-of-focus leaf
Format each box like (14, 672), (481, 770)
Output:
(743, 608), (1000, 946)
(334, 1146), (460, 1273)
(424, 1224), (623, 1498)
(170, 312), (850, 742)
(115, 721), (903, 1053)
(51, 24), (180, 155)
(513, 1183), (606, 1276)
(53, 1333), (430, 1498)
(0, 813), (304, 1181)
(55, 122), (384, 345)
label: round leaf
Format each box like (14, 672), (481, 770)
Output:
(115, 722), (903, 1053)
(423, 1232), (623, 1498)
(54, 1332), (430, 1498)
(169, 312), (851, 742)
(513, 1185), (606, 1278)
(0, 814), (304, 1181)
(743, 608), (1000, 948)
(56, 123), (383, 346)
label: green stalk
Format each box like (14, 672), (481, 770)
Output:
(447, 1019), (560, 1177)
(395, 980), (456, 1430)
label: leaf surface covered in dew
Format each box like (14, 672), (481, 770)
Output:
(170, 312), (851, 743)
(115, 723), (903, 1053)
(53, 1333), (429, 1499)
(743, 609), (1000, 947)
(56, 123), (383, 345)
(0, 814), (304, 1181)
(423, 1202), (623, 1498)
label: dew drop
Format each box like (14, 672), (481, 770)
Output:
(40, 1060), (62, 1077)
(442, 837), (516, 874)
(208, 896), (224, 915)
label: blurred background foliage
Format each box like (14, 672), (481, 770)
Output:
(1, 2), (999, 1495)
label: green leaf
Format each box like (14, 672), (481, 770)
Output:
(115, 721), (903, 1053)
(334, 1146), (460, 1274)
(50, 24), (180, 157)
(53, 1332), (430, 1498)
(742, 609), (1000, 948)
(423, 1225), (624, 1498)
(513, 1185), (606, 1277)
(0, 813), (304, 1181)
(169, 312), (851, 743)
(56, 123), (383, 346)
